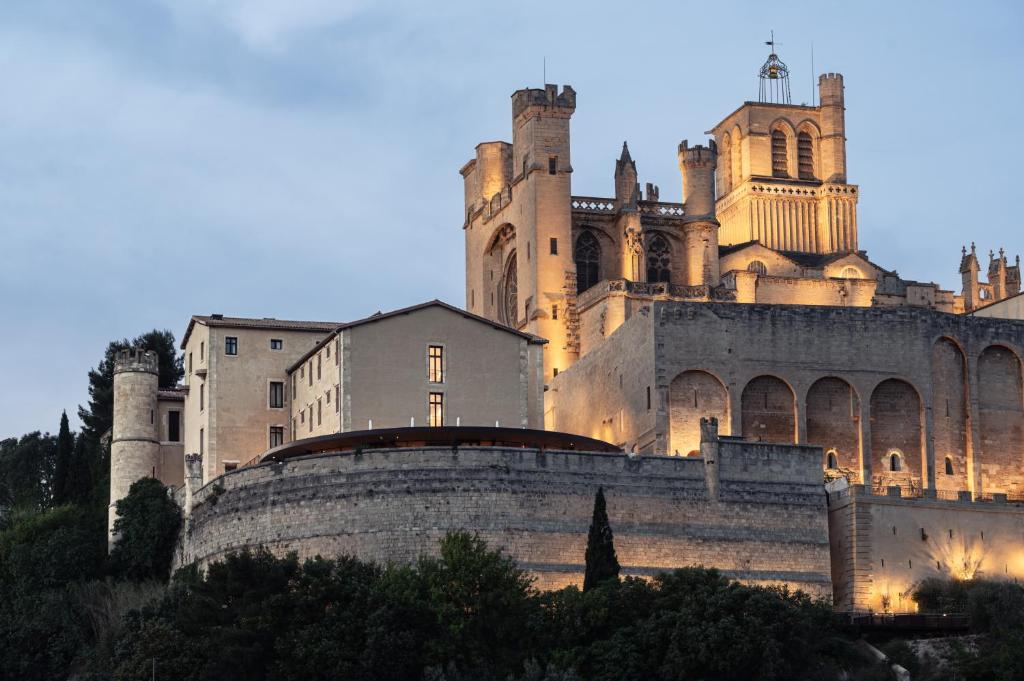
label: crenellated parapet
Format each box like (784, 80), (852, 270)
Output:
(114, 348), (159, 376)
(511, 84), (576, 122)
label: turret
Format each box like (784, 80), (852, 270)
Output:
(109, 348), (160, 546)
(614, 142), (639, 209)
(679, 139), (717, 219)
(818, 73), (847, 183)
(679, 140), (720, 287)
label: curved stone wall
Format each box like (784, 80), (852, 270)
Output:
(177, 442), (831, 595)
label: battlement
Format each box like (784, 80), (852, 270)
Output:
(511, 84), (576, 120)
(113, 348), (159, 375)
(677, 139), (717, 167)
(818, 73), (844, 104)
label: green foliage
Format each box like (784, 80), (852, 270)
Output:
(0, 431), (57, 512)
(0, 505), (108, 681)
(109, 478), (182, 582)
(53, 411), (74, 506)
(583, 487), (620, 591)
(77, 329), (183, 445)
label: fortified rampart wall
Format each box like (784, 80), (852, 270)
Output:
(828, 484), (1024, 612)
(176, 436), (832, 595)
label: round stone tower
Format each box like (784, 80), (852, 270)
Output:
(109, 348), (160, 545)
(678, 139), (721, 287)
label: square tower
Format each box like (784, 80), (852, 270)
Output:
(710, 73), (858, 254)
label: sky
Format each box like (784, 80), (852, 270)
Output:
(2, 0), (1022, 437)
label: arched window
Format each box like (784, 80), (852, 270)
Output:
(945, 456), (954, 475)
(840, 266), (862, 279)
(747, 260), (768, 275)
(798, 132), (814, 180)
(771, 129), (788, 178)
(499, 252), (518, 326)
(826, 450), (838, 469)
(646, 234), (671, 283)
(575, 231), (601, 293)
(889, 450), (903, 472)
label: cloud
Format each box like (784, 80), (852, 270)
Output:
(156, 0), (375, 52)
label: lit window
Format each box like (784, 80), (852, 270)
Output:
(270, 339), (283, 350)
(269, 382), (284, 409)
(428, 392), (444, 427)
(269, 426), (284, 448)
(428, 345), (444, 383)
(225, 337), (238, 355)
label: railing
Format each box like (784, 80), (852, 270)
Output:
(571, 197), (615, 213)
(639, 201), (685, 217)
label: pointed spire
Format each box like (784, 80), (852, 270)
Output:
(615, 141), (637, 178)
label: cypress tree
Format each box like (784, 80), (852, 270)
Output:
(52, 411), (73, 505)
(583, 487), (620, 591)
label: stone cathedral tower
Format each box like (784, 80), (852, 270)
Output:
(461, 85), (579, 378)
(711, 70), (856, 254)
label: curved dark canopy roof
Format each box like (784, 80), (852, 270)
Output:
(260, 426), (621, 464)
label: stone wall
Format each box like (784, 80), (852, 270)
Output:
(828, 484), (1024, 612)
(177, 439), (831, 596)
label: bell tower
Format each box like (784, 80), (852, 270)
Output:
(710, 42), (858, 255)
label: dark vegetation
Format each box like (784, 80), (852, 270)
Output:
(0, 329), (1022, 679)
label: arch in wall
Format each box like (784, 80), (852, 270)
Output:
(769, 119), (796, 179)
(646, 233), (672, 283)
(869, 379), (922, 489)
(839, 266), (862, 279)
(574, 230), (601, 293)
(977, 344), (1024, 494)
(719, 132), (733, 195)
(747, 260), (768, 275)
(741, 375), (796, 443)
(932, 338), (969, 492)
(730, 124), (743, 187)
(668, 370), (730, 456)
(806, 377), (860, 479)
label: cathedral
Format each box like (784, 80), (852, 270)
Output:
(110, 49), (1024, 613)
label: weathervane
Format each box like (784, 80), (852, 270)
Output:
(758, 30), (792, 104)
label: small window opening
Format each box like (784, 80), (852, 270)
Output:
(548, 156), (557, 175)
(550, 237), (558, 255)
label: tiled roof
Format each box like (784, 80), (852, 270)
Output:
(287, 300), (547, 373)
(157, 386), (187, 401)
(181, 315), (341, 349)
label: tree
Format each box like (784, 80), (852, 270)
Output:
(78, 329), (183, 445)
(109, 478), (182, 582)
(583, 487), (620, 591)
(52, 412), (74, 506)
(65, 432), (97, 506)
(0, 432), (57, 512)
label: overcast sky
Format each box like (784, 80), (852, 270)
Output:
(2, 0), (1022, 437)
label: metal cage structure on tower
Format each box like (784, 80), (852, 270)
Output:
(758, 50), (791, 105)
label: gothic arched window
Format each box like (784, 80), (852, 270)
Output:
(826, 450), (838, 469)
(945, 456), (954, 475)
(499, 251), (518, 327)
(646, 234), (671, 283)
(575, 231), (601, 293)
(771, 129), (788, 178)
(798, 131), (814, 179)
(889, 451), (903, 472)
